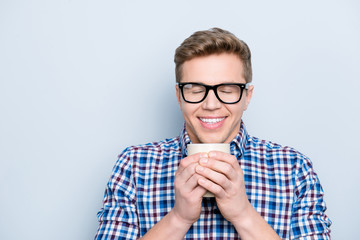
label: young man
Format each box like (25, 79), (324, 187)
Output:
(95, 28), (331, 239)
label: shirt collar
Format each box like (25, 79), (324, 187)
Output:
(179, 121), (249, 158)
(179, 123), (192, 158)
(230, 120), (249, 157)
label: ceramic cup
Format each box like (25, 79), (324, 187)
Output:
(187, 143), (230, 197)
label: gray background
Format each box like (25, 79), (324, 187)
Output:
(1, 0), (359, 239)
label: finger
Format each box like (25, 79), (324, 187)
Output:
(208, 151), (241, 171)
(199, 157), (238, 181)
(198, 177), (226, 198)
(191, 183), (207, 197)
(185, 173), (204, 191)
(195, 164), (231, 191)
(176, 152), (205, 175)
(177, 162), (198, 183)
(175, 163), (198, 195)
(176, 171), (205, 197)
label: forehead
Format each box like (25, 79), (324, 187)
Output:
(181, 53), (245, 84)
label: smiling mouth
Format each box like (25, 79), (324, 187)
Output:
(199, 117), (226, 124)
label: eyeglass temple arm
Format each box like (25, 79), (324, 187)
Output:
(245, 83), (252, 89)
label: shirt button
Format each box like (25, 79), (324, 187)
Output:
(213, 208), (220, 214)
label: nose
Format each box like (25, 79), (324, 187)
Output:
(202, 89), (222, 110)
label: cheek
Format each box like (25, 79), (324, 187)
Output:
(181, 103), (200, 121)
(227, 104), (245, 118)
(180, 103), (193, 118)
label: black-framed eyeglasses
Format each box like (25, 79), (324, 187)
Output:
(178, 82), (250, 104)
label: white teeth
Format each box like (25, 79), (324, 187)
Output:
(200, 117), (225, 124)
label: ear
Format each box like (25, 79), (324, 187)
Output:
(243, 85), (254, 111)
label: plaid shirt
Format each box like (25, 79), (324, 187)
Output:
(95, 122), (331, 239)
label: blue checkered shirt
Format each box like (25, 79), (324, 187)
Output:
(95, 122), (331, 239)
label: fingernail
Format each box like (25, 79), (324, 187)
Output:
(200, 158), (208, 164)
(209, 152), (216, 157)
(197, 165), (204, 172)
(200, 153), (208, 158)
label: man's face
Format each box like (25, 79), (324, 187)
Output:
(176, 53), (253, 143)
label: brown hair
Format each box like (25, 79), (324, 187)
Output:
(174, 27), (252, 83)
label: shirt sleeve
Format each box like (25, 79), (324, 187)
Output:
(290, 155), (332, 239)
(95, 149), (140, 240)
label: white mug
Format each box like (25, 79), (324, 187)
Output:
(187, 143), (230, 197)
